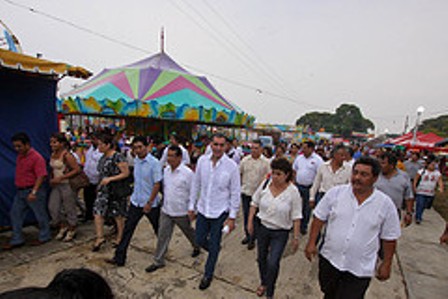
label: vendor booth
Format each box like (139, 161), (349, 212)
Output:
(0, 49), (90, 226)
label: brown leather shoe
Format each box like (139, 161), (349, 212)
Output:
(104, 258), (124, 267)
(2, 242), (24, 250)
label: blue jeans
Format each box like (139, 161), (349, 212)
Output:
(297, 184), (311, 233)
(10, 188), (51, 245)
(195, 212), (228, 278)
(257, 223), (289, 297)
(415, 194), (434, 222)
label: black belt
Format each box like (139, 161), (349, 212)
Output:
(17, 186), (34, 190)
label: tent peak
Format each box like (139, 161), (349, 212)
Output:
(123, 51), (190, 74)
(160, 27), (165, 53)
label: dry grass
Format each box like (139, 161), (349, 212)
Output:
(434, 180), (448, 222)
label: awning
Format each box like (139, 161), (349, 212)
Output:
(0, 48), (91, 79)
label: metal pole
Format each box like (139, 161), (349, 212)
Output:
(411, 106), (425, 146)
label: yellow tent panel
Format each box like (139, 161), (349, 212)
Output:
(0, 48), (91, 79)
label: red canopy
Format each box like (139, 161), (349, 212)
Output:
(388, 132), (444, 150)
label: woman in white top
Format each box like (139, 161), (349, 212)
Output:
(248, 158), (302, 298)
(413, 155), (444, 224)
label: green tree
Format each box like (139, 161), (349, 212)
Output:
(296, 104), (374, 138)
(295, 112), (335, 132)
(419, 115), (448, 138)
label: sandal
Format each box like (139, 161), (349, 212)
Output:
(256, 285), (266, 297)
(111, 240), (119, 248)
(92, 238), (106, 252)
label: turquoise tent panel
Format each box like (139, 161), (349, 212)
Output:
(78, 83), (132, 102)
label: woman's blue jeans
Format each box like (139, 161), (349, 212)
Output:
(257, 223), (289, 297)
(415, 194), (434, 222)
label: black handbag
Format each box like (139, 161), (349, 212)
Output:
(107, 152), (133, 198)
(109, 178), (132, 198)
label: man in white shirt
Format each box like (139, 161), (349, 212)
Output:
(239, 139), (270, 250)
(305, 156), (401, 299)
(293, 141), (323, 234)
(345, 146), (356, 168)
(310, 144), (351, 208)
(188, 133), (241, 290)
(159, 132), (190, 166)
(226, 137), (242, 165)
(145, 145), (200, 273)
(83, 133), (103, 221)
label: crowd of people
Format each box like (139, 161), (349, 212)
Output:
(2, 130), (447, 299)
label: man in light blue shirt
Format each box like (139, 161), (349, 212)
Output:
(107, 136), (162, 266)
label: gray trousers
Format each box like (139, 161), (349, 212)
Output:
(48, 183), (77, 227)
(153, 211), (198, 266)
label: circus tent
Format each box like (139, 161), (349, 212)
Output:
(58, 51), (254, 127)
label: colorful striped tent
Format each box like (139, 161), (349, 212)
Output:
(58, 52), (254, 127)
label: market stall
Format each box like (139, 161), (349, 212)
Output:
(0, 48), (90, 227)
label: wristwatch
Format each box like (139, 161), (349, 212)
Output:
(31, 190), (37, 195)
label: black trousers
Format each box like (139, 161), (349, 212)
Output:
(83, 183), (98, 220)
(114, 203), (160, 265)
(318, 255), (371, 299)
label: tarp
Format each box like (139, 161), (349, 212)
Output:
(0, 69), (57, 226)
(435, 138), (448, 147)
(388, 132), (444, 149)
(0, 48), (91, 78)
(58, 51), (254, 127)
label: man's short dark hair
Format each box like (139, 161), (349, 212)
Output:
(330, 144), (347, 158)
(11, 132), (30, 145)
(47, 268), (113, 299)
(304, 140), (315, 149)
(252, 139), (262, 146)
(353, 156), (381, 177)
(169, 132), (179, 142)
(347, 146), (354, 158)
(132, 136), (148, 146)
(168, 145), (182, 157)
(380, 152), (397, 166)
(212, 133), (226, 141)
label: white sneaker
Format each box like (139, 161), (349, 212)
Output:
(55, 227), (68, 240)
